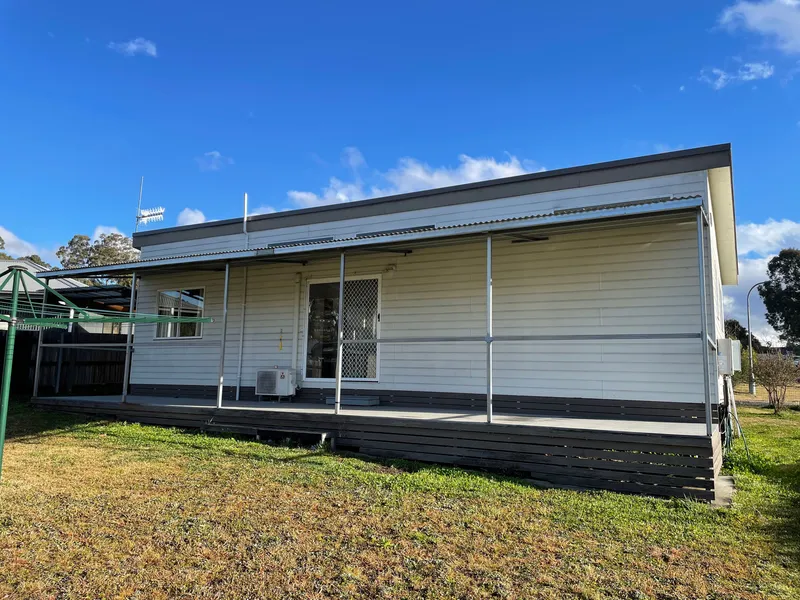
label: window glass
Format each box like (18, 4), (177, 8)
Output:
(156, 289), (204, 338)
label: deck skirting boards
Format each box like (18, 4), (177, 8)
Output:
(33, 396), (719, 502)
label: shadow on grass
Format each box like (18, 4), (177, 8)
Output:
(5, 396), (105, 441)
(7, 397), (548, 491)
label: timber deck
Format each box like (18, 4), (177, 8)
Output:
(33, 395), (721, 502)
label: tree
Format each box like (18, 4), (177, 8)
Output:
(56, 235), (92, 270)
(753, 352), (799, 414)
(0, 236), (13, 260)
(18, 254), (52, 269)
(760, 249), (800, 346)
(725, 318), (764, 352)
(90, 233), (139, 270)
(57, 233), (140, 286)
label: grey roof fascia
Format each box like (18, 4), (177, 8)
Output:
(131, 144), (731, 248)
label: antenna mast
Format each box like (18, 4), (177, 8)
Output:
(135, 176), (144, 233)
(134, 176), (165, 231)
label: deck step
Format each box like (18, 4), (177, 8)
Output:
(325, 395), (380, 406)
(205, 422), (334, 447)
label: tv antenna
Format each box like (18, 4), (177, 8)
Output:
(134, 176), (165, 232)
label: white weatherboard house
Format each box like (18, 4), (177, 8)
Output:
(37, 145), (737, 501)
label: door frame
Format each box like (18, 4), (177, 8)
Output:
(301, 273), (382, 384)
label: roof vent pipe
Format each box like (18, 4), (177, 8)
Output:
(243, 192), (249, 250)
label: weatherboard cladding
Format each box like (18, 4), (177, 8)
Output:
(130, 143), (731, 248)
(129, 215), (711, 404)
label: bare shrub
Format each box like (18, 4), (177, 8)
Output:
(754, 353), (799, 413)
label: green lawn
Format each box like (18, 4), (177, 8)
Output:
(0, 400), (798, 599)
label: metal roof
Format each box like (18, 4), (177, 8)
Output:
(130, 144), (732, 249)
(40, 194), (703, 278)
(0, 259), (87, 289)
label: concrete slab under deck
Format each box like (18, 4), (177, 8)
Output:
(37, 394), (708, 437)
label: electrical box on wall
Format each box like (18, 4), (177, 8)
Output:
(717, 339), (742, 376)
(731, 340), (742, 371)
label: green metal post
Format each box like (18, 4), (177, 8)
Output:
(0, 268), (21, 479)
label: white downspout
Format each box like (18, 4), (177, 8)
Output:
(216, 262), (231, 409)
(334, 252), (346, 414)
(235, 267), (248, 401)
(235, 192), (249, 402)
(121, 272), (137, 403)
(291, 272), (301, 375)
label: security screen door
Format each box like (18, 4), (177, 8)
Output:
(305, 278), (379, 380)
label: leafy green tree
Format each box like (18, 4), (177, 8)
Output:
(90, 233), (139, 270)
(0, 236), (13, 260)
(18, 254), (53, 269)
(760, 249), (800, 346)
(57, 233), (139, 285)
(725, 318), (764, 352)
(56, 235), (93, 270)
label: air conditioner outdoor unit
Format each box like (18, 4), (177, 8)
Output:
(256, 368), (296, 397)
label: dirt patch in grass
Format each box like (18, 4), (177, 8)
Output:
(0, 401), (798, 599)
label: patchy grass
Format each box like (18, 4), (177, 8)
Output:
(0, 401), (798, 599)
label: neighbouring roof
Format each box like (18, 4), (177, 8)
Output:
(40, 195), (705, 278)
(130, 144), (734, 249)
(0, 259), (87, 290)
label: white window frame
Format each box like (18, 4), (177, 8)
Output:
(302, 274), (381, 383)
(153, 286), (206, 341)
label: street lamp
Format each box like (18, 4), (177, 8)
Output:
(747, 280), (769, 395)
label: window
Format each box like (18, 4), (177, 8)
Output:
(102, 322), (122, 335)
(155, 288), (205, 339)
(305, 278), (379, 379)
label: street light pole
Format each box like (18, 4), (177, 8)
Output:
(747, 280), (769, 395)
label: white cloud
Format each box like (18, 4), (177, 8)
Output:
(341, 146), (365, 170)
(723, 218), (800, 345)
(679, 85), (686, 92)
(107, 37), (157, 58)
(177, 208), (206, 227)
(720, 0), (800, 54)
(739, 61), (776, 80)
(286, 149), (544, 210)
(0, 226), (58, 264)
(701, 68), (732, 90)
(0, 226), (45, 256)
(699, 61), (775, 89)
(736, 218), (800, 254)
(249, 205), (276, 216)
(92, 225), (122, 241)
(196, 150), (234, 172)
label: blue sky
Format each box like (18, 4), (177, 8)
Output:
(1, 0), (800, 339)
